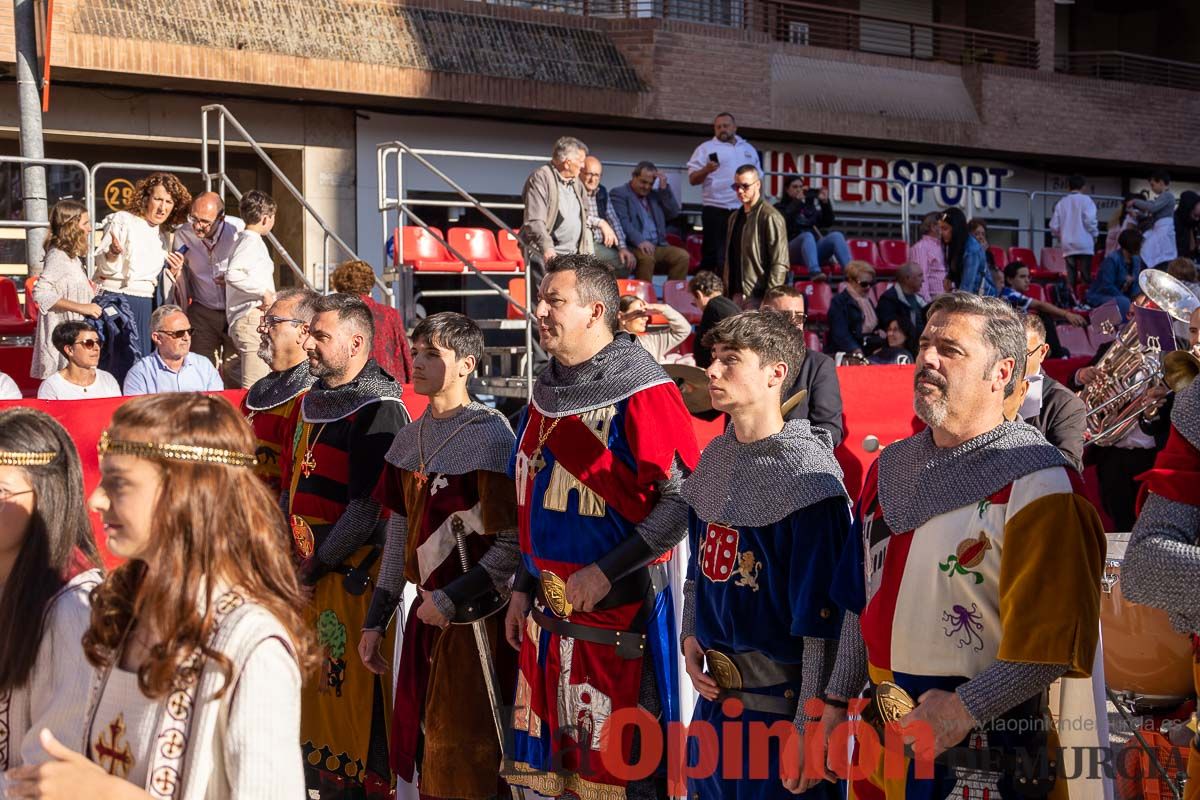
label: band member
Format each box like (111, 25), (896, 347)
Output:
(358, 312), (519, 800)
(821, 293), (1104, 800)
(287, 293), (409, 798)
(1123, 376), (1200, 798)
(503, 254), (700, 800)
(680, 312), (850, 800)
(6, 394), (314, 799)
(0, 410), (102, 795)
(243, 288), (319, 495)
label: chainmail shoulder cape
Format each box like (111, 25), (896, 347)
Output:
(384, 401), (515, 476)
(682, 419), (847, 527)
(301, 359), (405, 423)
(245, 360), (316, 411)
(532, 333), (673, 418)
(1172, 378), (1200, 452)
(877, 421), (1068, 533)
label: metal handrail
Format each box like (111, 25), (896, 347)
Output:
(1056, 50), (1200, 92)
(0, 156), (91, 275)
(201, 104), (383, 298)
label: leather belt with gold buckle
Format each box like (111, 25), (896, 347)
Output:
(540, 570), (573, 618)
(861, 681), (916, 733)
(705, 650), (743, 690)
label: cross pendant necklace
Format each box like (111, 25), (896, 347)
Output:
(528, 415), (562, 478)
(300, 423), (327, 479)
(414, 408), (484, 488)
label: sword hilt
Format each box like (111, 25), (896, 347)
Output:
(452, 516), (471, 574)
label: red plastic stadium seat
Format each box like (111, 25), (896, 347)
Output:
(617, 278), (656, 304)
(497, 230), (526, 268)
(666, 233), (684, 248)
(685, 234), (703, 272)
(798, 281), (833, 324)
(664, 279), (702, 324)
(0, 280), (34, 336)
(446, 228), (521, 272)
(877, 239), (908, 269)
(1007, 247), (1038, 270)
(396, 226), (462, 273)
(987, 246), (1005, 269)
(1033, 247), (1068, 281)
(869, 281), (892, 304)
(24, 276), (38, 321)
(1024, 283), (1046, 303)
(506, 278), (529, 321)
(846, 238), (879, 268)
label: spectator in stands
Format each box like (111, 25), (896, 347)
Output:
(1002, 260), (1087, 331)
(826, 260), (883, 360)
(617, 295), (691, 363)
(760, 285), (844, 446)
(870, 318), (914, 364)
(689, 270), (739, 368)
(1134, 169), (1177, 268)
(31, 199), (100, 381)
(910, 211), (947, 298)
(942, 208), (997, 296)
(968, 217), (998, 273)
(686, 112), (761, 270)
(329, 259), (413, 383)
(580, 156), (635, 276)
(37, 321), (121, 400)
(1167, 257), (1200, 298)
(1105, 192), (1142, 256)
(1173, 190), (1200, 263)
(1019, 314), (1086, 471)
(723, 164), (788, 304)
(1087, 228), (1144, 318)
(609, 161), (689, 281)
(123, 304), (223, 395)
(1189, 306), (1200, 351)
(95, 172), (191, 356)
(0, 371), (20, 399)
(177, 192), (243, 372)
(223, 190), (278, 388)
(520, 136), (592, 280)
(774, 175), (851, 281)
(1050, 175), (1099, 290)
(875, 261), (927, 345)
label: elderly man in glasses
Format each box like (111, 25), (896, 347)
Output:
(241, 288), (320, 494)
(122, 303), (223, 395)
(722, 164), (789, 305)
(176, 191), (245, 376)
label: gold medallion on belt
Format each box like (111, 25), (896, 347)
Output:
(871, 681), (916, 725)
(541, 570), (573, 618)
(705, 650), (743, 690)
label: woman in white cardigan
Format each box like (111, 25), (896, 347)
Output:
(30, 200), (102, 380)
(0, 408), (103, 795)
(5, 394), (315, 800)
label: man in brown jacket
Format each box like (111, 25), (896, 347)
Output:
(519, 136), (594, 281)
(723, 164), (789, 304)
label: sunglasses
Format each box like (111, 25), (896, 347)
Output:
(156, 328), (193, 340)
(855, 279), (874, 288)
(730, 181), (759, 192)
(70, 338), (101, 350)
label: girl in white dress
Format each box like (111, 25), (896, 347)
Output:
(0, 408), (103, 795)
(5, 394), (316, 800)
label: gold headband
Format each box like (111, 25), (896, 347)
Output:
(98, 431), (256, 468)
(0, 451), (57, 466)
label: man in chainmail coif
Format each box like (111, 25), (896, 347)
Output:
(817, 293), (1105, 800)
(680, 311), (850, 800)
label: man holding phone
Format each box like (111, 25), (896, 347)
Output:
(687, 112), (762, 270)
(609, 161), (691, 280)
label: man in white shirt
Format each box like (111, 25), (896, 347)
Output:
(176, 192), (244, 375)
(1049, 175), (1099, 290)
(224, 190), (278, 388)
(686, 112), (761, 271)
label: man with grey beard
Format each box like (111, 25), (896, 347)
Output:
(239, 287), (320, 495)
(812, 293), (1106, 798)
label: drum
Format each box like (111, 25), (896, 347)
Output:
(1101, 532), (1195, 706)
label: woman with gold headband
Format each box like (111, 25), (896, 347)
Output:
(0, 408), (102, 795)
(5, 394), (317, 800)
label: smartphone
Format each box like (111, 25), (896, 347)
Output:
(708, 153), (719, 164)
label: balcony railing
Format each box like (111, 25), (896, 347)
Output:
(1055, 50), (1200, 92)
(471, 0), (1040, 69)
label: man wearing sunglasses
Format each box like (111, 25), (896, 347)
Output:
(723, 164), (788, 304)
(176, 192), (244, 375)
(123, 304), (224, 395)
(36, 320), (122, 399)
(241, 288), (320, 494)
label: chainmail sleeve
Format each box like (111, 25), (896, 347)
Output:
(1123, 493), (1200, 633)
(793, 637), (833, 726)
(956, 660), (1067, 725)
(825, 611), (868, 699)
(316, 497), (383, 566)
(364, 514), (408, 632)
(680, 578), (697, 652)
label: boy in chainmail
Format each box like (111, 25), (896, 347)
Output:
(359, 312), (519, 800)
(680, 311), (849, 800)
